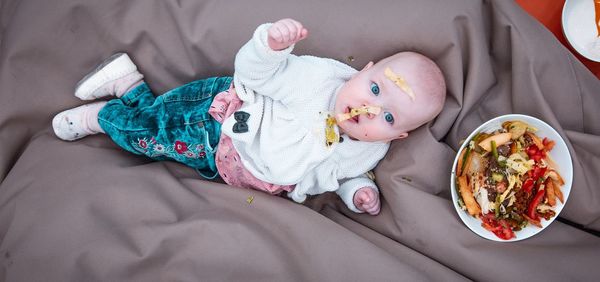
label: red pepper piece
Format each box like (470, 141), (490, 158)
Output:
(522, 178), (534, 193)
(527, 188), (546, 221)
(531, 166), (547, 181)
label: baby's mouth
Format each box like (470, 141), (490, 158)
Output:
(339, 105), (381, 124)
(345, 106), (359, 123)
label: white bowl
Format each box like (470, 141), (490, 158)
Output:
(562, 0), (600, 62)
(450, 114), (573, 242)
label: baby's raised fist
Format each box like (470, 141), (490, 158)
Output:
(267, 18), (308, 51)
(353, 187), (381, 215)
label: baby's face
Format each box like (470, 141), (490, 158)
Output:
(334, 56), (436, 142)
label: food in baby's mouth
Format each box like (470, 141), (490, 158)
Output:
(336, 105), (381, 121)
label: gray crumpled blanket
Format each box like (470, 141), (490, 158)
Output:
(1, 0), (599, 281)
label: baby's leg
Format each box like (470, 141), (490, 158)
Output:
(97, 77), (230, 175)
(53, 82), (157, 143)
(75, 53), (144, 100)
(52, 101), (107, 141)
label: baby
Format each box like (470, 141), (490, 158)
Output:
(53, 18), (446, 215)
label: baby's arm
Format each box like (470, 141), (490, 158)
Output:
(336, 175), (381, 215)
(234, 19), (311, 102)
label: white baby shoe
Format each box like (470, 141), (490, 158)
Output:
(74, 53), (143, 100)
(52, 102), (106, 141)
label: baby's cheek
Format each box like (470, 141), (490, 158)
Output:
(361, 123), (375, 138)
(362, 124), (384, 141)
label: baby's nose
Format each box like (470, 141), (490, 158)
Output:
(362, 104), (380, 119)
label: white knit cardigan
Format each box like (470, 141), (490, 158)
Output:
(221, 24), (390, 212)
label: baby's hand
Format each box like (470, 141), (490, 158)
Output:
(353, 187), (381, 215)
(267, 18), (308, 51)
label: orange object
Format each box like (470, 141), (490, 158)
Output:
(595, 0), (600, 36)
(516, 0), (600, 79)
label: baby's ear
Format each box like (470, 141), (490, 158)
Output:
(396, 132), (408, 140)
(361, 61), (374, 72)
(385, 132), (408, 142)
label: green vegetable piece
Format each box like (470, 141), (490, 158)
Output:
(491, 140), (498, 160)
(492, 173), (504, 183)
(494, 193), (502, 218)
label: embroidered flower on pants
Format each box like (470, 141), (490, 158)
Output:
(132, 136), (208, 161)
(174, 141), (188, 154)
(153, 144), (166, 154)
(138, 138), (149, 149)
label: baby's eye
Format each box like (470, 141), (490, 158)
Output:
(370, 82), (380, 95)
(384, 112), (394, 124)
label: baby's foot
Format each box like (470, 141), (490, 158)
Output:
(75, 53), (143, 100)
(52, 102), (106, 141)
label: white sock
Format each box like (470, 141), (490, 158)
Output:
(115, 72), (144, 98)
(84, 102), (106, 133)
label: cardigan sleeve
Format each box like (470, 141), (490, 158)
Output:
(233, 23), (334, 105)
(233, 23), (294, 101)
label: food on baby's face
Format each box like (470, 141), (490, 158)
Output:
(325, 105), (381, 147)
(455, 120), (565, 240)
(384, 67), (415, 101)
(336, 105), (381, 122)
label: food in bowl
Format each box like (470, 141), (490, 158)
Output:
(455, 120), (566, 240)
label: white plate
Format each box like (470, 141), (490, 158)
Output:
(562, 0), (600, 62)
(450, 114), (573, 242)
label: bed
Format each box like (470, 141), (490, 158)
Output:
(1, 0), (599, 280)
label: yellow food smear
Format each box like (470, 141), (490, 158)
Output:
(325, 114), (338, 147)
(384, 67), (415, 101)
